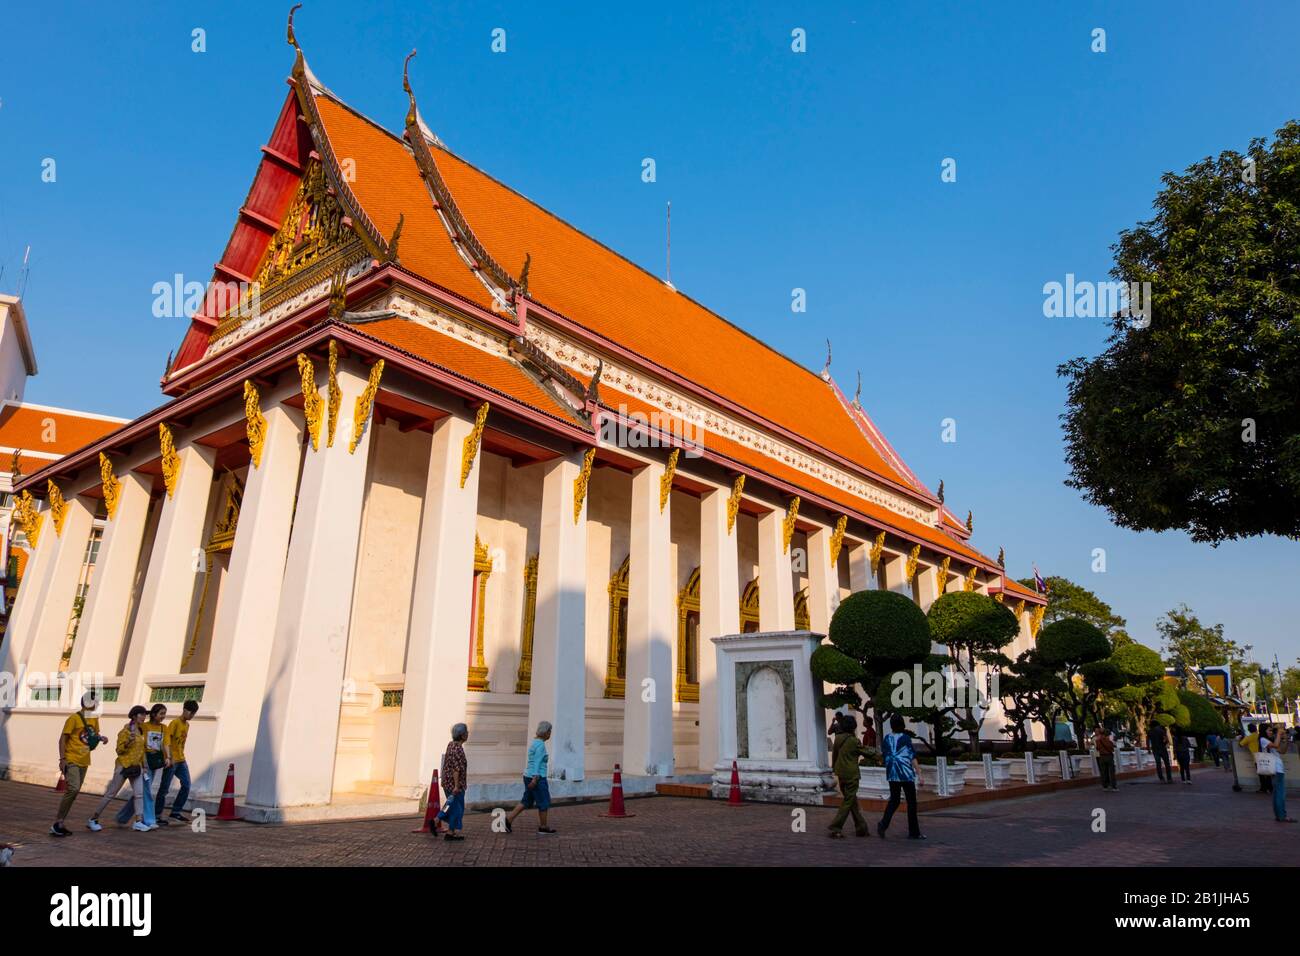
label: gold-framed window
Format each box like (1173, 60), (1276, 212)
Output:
(676, 567), (700, 702)
(514, 554), (539, 694)
(604, 556), (630, 698)
(740, 578), (761, 632)
(468, 536), (492, 691)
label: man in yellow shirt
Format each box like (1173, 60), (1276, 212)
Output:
(50, 691), (109, 838)
(155, 700), (199, 822)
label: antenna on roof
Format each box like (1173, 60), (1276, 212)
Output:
(16, 246), (31, 298)
(664, 201), (674, 290)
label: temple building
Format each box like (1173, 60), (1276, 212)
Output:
(0, 22), (1045, 812)
(0, 293), (127, 651)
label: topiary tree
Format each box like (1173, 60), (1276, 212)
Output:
(1176, 689), (1228, 758)
(883, 653), (965, 756)
(928, 591), (1020, 754)
(1037, 618), (1112, 743)
(810, 589), (932, 742)
(1106, 642), (1168, 745)
(1001, 649), (1067, 750)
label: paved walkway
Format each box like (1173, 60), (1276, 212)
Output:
(1, 767), (1293, 866)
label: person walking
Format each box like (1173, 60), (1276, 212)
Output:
(1248, 726), (1274, 793)
(115, 704), (167, 828)
(50, 691), (109, 838)
(155, 700), (198, 822)
(876, 714), (923, 840)
(504, 721), (555, 834)
(1261, 726), (1295, 823)
(434, 723), (470, 841)
(827, 713), (870, 838)
(1173, 728), (1193, 784)
(1207, 732), (1221, 768)
(88, 706), (153, 833)
(1218, 733), (1234, 772)
(1148, 721), (1173, 783)
(1094, 725), (1118, 791)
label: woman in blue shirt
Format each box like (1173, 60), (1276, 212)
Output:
(505, 721), (557, 834)
(877, 713), (924, 839)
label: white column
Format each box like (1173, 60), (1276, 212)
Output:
(917, 564), (941, 613)
(527, 452), (589, 781)
(247, 367), (373, 807)
(22, 495), (94, 678)
(392, 410), (479, 790)
(0, 500), (58, 681)
(69, 472), (152, 678)
(698, 487), (739, 772)
(757, 507), (795, 631)
(119, 441), (217, 703)
(202, 405), (304, 793)
(623, 461), (675, 777)
(806, 525), (838, 633)
(883, 551), (911, 597)
(847, 540), (871, 593)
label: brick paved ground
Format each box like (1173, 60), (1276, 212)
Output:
(2, 766), (1293, 866)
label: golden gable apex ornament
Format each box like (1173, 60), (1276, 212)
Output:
(99, 453), (121, 519)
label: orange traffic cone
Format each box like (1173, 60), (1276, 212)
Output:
(412, 769), (443, 833)
(54, 772), (67, 793)
(726, 760), (743, 806)
(600, 764), (635, 818)
(215, 763), (243, 821)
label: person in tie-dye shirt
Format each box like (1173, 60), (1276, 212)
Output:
(877, 714), (924, 840)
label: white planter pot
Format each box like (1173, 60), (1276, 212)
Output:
(1116, 750), (1140, 770)
(1070, 754), (1096, 776)
(956, 760), (1013, 786)
(858, 767), (891, 799)
(1000, 757), (1055, 781)
(919, 764), (968, 793)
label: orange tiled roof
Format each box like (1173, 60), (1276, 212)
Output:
(0, 403), (125, 458)
(1003, 578), (1046, 602)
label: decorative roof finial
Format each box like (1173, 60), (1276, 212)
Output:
(821, 339), (832, 381)
(10, 448), (22, 480)
(287, 3), (303, 50)
(937, 479), (945, 504)
(997, 546), (1005, 569)
(853, 370), (862, 409)
(384, 214), (404, 263)
(402, 49), (418, 129)
(519, 253), (531, 298)
(966, 510), (973, 532)
(585, 357), (603, 404)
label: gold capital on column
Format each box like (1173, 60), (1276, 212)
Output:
(244, 380), (268, 468)
(782, 496), (800, 554)
(1013, 599), (1025, 619)
(326, 340), (342, 448)
(573, 447), (596, 524)
(99, 453), (121, 519)
(905, 544), (920, 583)
(936, 555), (951, 594)
(869, 530), (885, 573)
(828, 515), (847, 565)
(963, 566), (978, 591)
(297, 354), (323, 451)
(47, 481), (68, 537)
(159, 423), (180, 498)
(350, 360), (385, 454)
(659, 448), (679, 513)
(725, 474), (745, 534)
(13, 490), (43, 548)
(461, 402), (489, 488)
(1029, 603), (1046, 637)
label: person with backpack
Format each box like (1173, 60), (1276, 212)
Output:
(827, 713), (871, 838)
(88, 706), (153, 832)
(433, 723), (469, 842)
(49, 691), (109, 838)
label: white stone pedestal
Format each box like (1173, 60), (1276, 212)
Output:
(709, 631), (835, 805)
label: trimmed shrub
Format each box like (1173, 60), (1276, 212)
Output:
(827, 589), (931, 665)
(1037, 618), (1111, 667)
(1111, 643), (1164, 683)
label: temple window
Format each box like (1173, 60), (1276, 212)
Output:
(514, 554), (539, 694)
(468, 536), (492, 691)
(605, 556), (630, 698)
(794, 586), (810, 630)
(676, 567), (701, 702)
(740, 579), (761, 632)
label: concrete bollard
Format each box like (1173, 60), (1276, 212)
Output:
(936, 756), (950, 797)
(983, 753), (995, 790)
(1059, 750), (1072, 780)
(1025, 752), (1037, 785)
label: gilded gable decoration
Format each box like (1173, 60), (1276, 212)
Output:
(349, 360), (385, 454)
(244, 380), (268, 468)
(573, 448), (596, 524)
(659, 448), (679, 513)
(256, 161), (350, 292)
(725, 474), (745, 534)
(461, 402), (489, 488)
(828, 515), (847, 566)
(47, 481), (68, 537)
(782, 496), (801, 554)
(99, 453), (121, 519)
(159, 424), (180, 498)
(297, 354), (323, 451)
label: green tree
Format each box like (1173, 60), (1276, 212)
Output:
(810, 590), (932, 742)
(1105, 642), (1168, 746)
(1157, 604), (1245, 675)
(1176, 689), (1227, 739)
(1001, 649), (1067, 750)
(1057, 121), (1300, 544)
(1037, 618), (1113, 742)
(928, 591), (1019, 754)
(1015, 575), (1129, 644)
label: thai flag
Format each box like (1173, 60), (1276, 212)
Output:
(1033, 565), (1048, 595)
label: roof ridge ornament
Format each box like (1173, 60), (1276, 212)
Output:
(287, 3), (302, 51)
(402, 49), (418, 129)
(821, 339), (832, 381)
(853, 370), (862, 409)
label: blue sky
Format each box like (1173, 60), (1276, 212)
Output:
(1, 1), (1297, 669)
